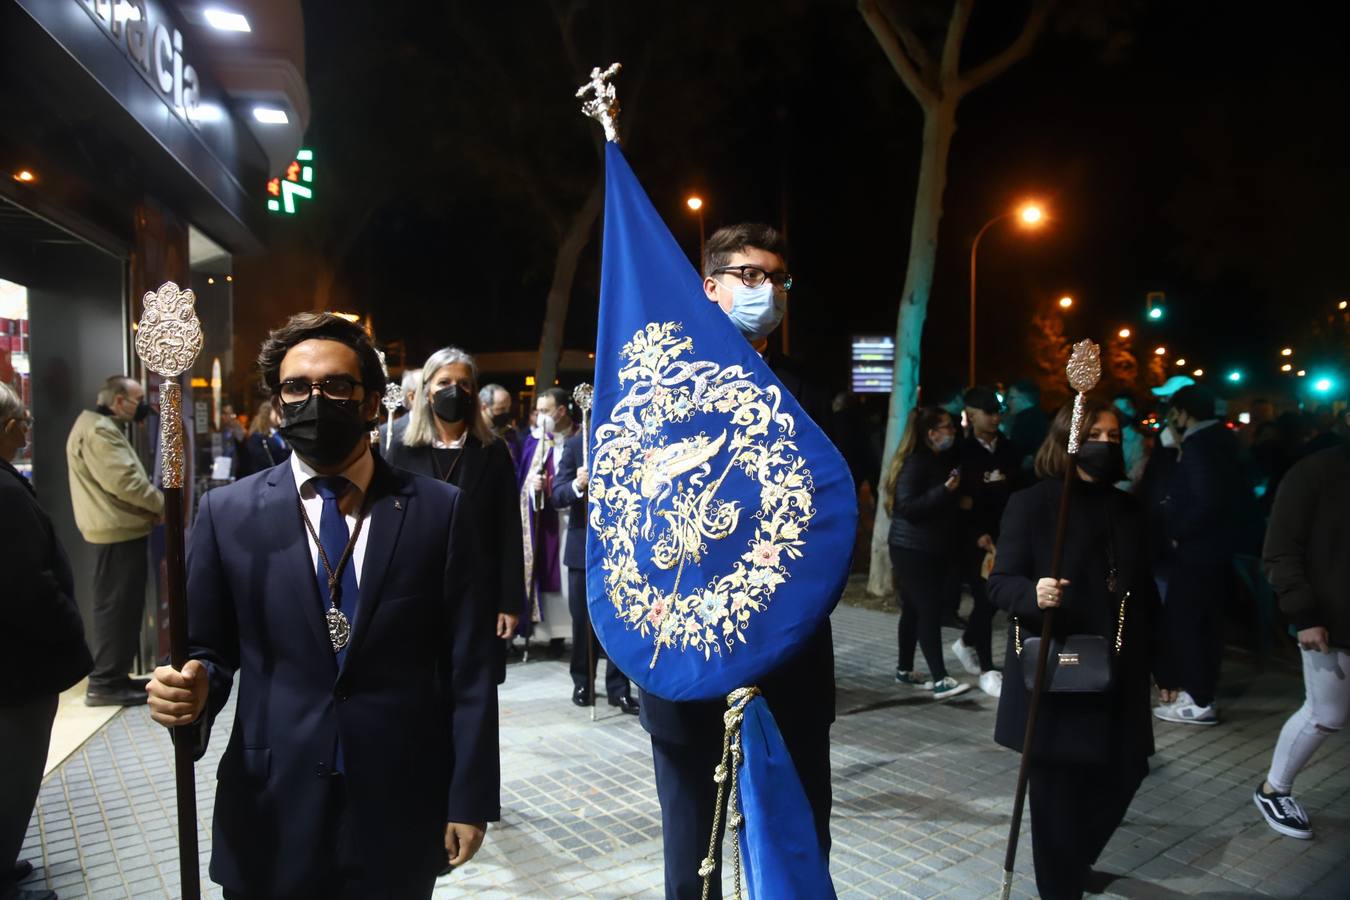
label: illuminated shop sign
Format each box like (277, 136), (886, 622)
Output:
(267, 149), (314, 214)
(74, 0), (203, 128)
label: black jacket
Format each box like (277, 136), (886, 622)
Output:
(887, 445), (960, 555)
(386, 434), (524, 616)
(989, 477), (1162, 767)
(1163, 422), (1246, 561)
(956, 433), (1022, 543)
(234, 432), (290, 480)
(1263, 443), (1350, 648)
(551, 433), (588, 570)
(1, 459), (92, 704)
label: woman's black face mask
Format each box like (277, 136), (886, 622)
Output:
(1076, 439), (1125, 484)
(432, 385), (472, 424)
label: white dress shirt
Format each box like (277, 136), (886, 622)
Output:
(291, 448), (375, 585)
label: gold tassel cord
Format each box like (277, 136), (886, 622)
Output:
(700, 686), (760, 900)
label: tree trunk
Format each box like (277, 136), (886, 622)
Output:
(866, 101), (956, 596)
(534, 177), (604, 390)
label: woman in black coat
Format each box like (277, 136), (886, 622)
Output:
(234, 400), (290, 478)
(0, 385), (93, 888)
(882, 405), (970, 699)
(989, 397), (1164, 900)
(385, 347), (523, 685)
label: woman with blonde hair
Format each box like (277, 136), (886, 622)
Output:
(387, 347), (523, 684)
(884, 404), (970, 700)
(235, 399), (289, 477)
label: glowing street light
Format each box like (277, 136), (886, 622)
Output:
(685, 195), (706, 266)
(1281, 347), (1293, 357)
(1340, 300), (1348, 310)
(1281, 363), (1293, 372)
(1117, 327), (1131, 339)
(1058, 295), (1074, 310)
(12, 169), (35, 183)
(1192, 369), (1205, 377)
(1296, 370), (1306, 377)
(969, 199), (1049, 384)
(1175, 358), (1187, 366)
(1154, 346), (1167, 356)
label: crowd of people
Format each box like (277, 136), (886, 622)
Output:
(0, 220), (1344, 900)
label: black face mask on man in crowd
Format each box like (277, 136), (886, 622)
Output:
(278, 396), (370, 468)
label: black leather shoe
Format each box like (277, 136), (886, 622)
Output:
(8, 860), (34, 883)
(572, 687), (593, 707)
(609, 695), (640, 715)
(85, 684), (148, 707)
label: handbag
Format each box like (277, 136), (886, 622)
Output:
(1015, 528), (1129, 694)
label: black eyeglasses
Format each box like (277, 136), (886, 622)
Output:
(712, 265), (793, 292)
(278, 377), (365, 404)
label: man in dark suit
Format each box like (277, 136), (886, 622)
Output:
(146, 314), (498, 900)
(638, 223), (835, 900)
(553, 432), (636, 712)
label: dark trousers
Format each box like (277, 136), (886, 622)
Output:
(568, 568), (629, 701)
(0, 694), (57, 878)
(1162, 559), (1228, 708)
(651, 721), (831, 900)
(890, 545), (951, 680)
(959, 543), (996, 672)
(89, 536), (148, 688)
(221, 774), (434, 900)
(1028, 760), (1145, 900)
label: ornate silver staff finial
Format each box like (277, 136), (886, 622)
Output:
(135, 282), (204, 488)
(577, 62), (622, 143)
(377, 349), (402, 414)
(571, 383), (593, 414)
(1065, 339), (1102, 456)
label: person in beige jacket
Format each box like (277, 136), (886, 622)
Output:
(66, 376), (163, 706)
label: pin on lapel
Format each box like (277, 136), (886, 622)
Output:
(393, 499), (403, 510)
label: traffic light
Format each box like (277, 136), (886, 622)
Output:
(1146, 291), (1165, 321)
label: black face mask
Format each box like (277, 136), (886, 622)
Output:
(1076, 440), (1125, 484)
(132, 400), (151, 423)
(278, 396), (369, 468)
(432, 386), (472, 424)
(491, 412), (513, 430)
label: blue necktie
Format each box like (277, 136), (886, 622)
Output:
(311, 477), (360, 668)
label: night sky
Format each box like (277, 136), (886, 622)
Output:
(283, 0), (1349, 404)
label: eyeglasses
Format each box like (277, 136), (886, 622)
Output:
(277, 377), (365, 404)
(712, 265), (793, 292)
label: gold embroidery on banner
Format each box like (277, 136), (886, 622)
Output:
(590, 322), (816, 666)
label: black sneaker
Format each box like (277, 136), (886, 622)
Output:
(1253, 783), (1313, 839)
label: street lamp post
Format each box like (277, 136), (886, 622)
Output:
(686, 196), (705, 268)
(969, 202), (1044, 386)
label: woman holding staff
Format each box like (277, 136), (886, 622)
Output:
(989, 397), (1165, 900)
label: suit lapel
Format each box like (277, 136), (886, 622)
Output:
(343, 461), (411, 669)
(263, 466), (336, 670)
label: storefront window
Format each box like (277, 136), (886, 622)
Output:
(0, 278), (32, 476)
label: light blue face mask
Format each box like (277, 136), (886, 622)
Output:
(725, 282), (786, 341)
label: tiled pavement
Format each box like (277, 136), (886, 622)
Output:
(17, 602), (1350, 898)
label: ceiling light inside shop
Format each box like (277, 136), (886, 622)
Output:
(204, 8), (251, 32)
(191, 104), (226, 124)
(252, 106), (289, 125)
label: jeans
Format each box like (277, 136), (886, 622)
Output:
(890, 545), (952, 681)
(1267, 648), (1349, 793)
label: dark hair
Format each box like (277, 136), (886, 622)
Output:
(1034, 398), (1123, 480)
(882, 405), (952, 515)
(702, 223), (787, 277)
(1169, 384), (1216, 421)
(1009, 379), (1040, 401)
(257, 312), (387, 398)
(538, 387), (570, 412)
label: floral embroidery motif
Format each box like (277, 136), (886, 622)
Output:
(590, 322), (816, 666)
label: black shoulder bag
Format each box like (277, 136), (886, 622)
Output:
(1015, 528), (1128, 694)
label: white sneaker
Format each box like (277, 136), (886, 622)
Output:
(979, 670), (1003, 698)
(952, 637), (981, 675)
(1153, 691), (1218, 726)
(932, 676), (972, 701)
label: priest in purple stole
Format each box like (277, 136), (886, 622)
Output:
(516, 387), (578, 645)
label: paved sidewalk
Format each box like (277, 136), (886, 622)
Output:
(17, 603), (1350, 898)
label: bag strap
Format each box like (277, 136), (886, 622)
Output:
(1014, 590), (1129, 656)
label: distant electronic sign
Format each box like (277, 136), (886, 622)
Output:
(266, 148), (313, 214)
(851, 335), (894, 393)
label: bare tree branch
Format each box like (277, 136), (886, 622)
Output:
(858, 0), (936, 108)
(955, 0), (1057, 99)
(876, 0), (935, 88)
(939, 0), (975, 87)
